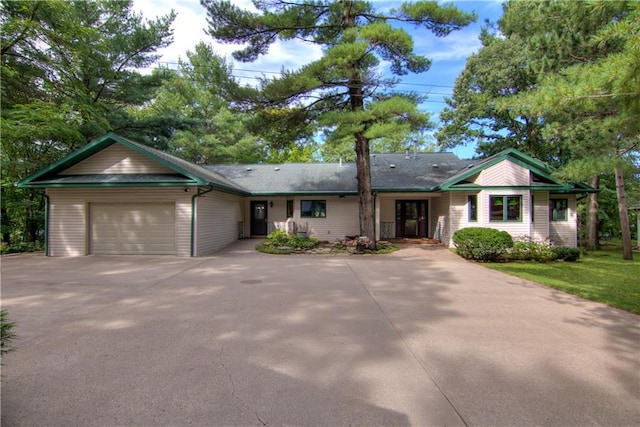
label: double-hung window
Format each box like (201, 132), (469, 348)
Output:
(489, 195), (522, 222)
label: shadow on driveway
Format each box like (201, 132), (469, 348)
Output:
(1, 241), (638, 426)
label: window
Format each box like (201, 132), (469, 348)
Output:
(301, 200), (326, 218)
(549, 199), (568, 221)
(468, 195), (477, 222)
(490, 195), (522, 222)
(286, 200), (293, 218)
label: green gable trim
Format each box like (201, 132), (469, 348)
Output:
(439, 149), (566, 191)
(17, 133), (208, 188)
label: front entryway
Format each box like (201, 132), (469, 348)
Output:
(396, 200), (428, 238)
(250, 201), (268, 235)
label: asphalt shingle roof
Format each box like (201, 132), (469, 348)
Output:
(208, 152), (471, 194)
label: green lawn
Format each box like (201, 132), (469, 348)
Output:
(485, 243), (640, 314)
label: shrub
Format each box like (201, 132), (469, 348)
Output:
(552, 246), (581, 262)
(0, 241), (44, 254)
(258, 230), (319, 254)
(267, 229), (289, 246)
(452, 227), (513, 262)
(510, 236), (555, 262)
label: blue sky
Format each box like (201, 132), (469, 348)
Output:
(133, 0), (505, 159)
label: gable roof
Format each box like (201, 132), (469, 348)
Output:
(17, 133), (249, 195)
(438, 148), (597, 193)
(18, 133), (595, 195)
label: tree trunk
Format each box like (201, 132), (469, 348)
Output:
(586, 174), (600, 250)
(355, 131), (375, 243)
(614, 166), (633, 260)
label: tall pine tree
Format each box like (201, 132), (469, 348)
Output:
(200, 0), (475, 244)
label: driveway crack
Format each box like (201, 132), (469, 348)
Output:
(219, 342), (268, 426)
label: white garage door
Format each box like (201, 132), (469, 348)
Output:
(90, 203), (176, 255)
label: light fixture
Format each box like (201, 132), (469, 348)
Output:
(183, 188), (191, 192)
(270, 201), (273, 207)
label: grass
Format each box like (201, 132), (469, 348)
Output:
(484, 241), (640, 315)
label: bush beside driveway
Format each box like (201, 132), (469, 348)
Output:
(1, 242), (638, 426)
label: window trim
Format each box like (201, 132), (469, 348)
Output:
(286, 200), (294, 218)
(468, 195), (477, 222)
(549, 198), (568, 222)
(300, 200), (327, 218)
(489, 195), (522, 222)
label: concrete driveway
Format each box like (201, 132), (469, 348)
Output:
(1, 240), (638, 426)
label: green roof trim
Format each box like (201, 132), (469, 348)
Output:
(17, 133), (250, 195)
(437, 148), (595, 193)
(17, 133), (595, 196)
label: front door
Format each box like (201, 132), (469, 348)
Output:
(396, 200), (428, 238)
(250, 201), (268, 236)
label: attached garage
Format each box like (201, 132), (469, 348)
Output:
(90, 203), (176, 255)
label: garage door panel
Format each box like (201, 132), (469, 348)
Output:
(90, 203), (176, 255)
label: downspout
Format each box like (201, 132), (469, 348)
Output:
(190, 186), (215, 257)
(43, 193), (50, 256)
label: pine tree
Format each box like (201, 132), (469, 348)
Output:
(201, 0), (475, 244)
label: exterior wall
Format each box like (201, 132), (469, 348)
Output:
(46, 188), (192, 256)
(194, 191), (244, 256)
(549, 195), (578, 247)
(531, 191), (549, 241)
(378, 197), (396, 239)
(244, 196), (360, 241)
(431, 195), (449, 242)
(477, 189), (532, 238)
(444, 189), (532, 246)
(480, 160), (530, 186)
(61, 144), (174, 175)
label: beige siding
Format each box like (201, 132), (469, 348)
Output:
(532, 191), (549, 241)
(245, 196), (360, 241)
(48, 199), (87, 256)
(480, 160), (530, 186)
(435, 193), (451, 244)
(477, 190), (532, 239)
(46, 188), (191, 256)
(194, 191), (243, 256)
(61, 144), (175, 175)
(300, 196), (359, 240)
(447, 192), (467, 246)
(378, 197), (396, 239)
(549, 195), (578, 247)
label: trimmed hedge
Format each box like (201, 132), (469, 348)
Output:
(452, 227), (513, 262)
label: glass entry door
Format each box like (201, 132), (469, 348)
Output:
(396, 200), (427, 238)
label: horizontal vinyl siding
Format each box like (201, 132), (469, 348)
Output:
(46, 188), (192, 256)
(243, 196), (360, 241)
(61, 144), (175, 175)
(480, 189), (531, 238)
(481, 160), (530, 186)
(301, 196), (359, 240)
(430, 194), (449, 243)
(448, 192), (468, 246)
(549, 195), (578, 247)
(195, 191), (243, 256)
(48, 200), (86, 256)
(532, 191), (549, 241)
